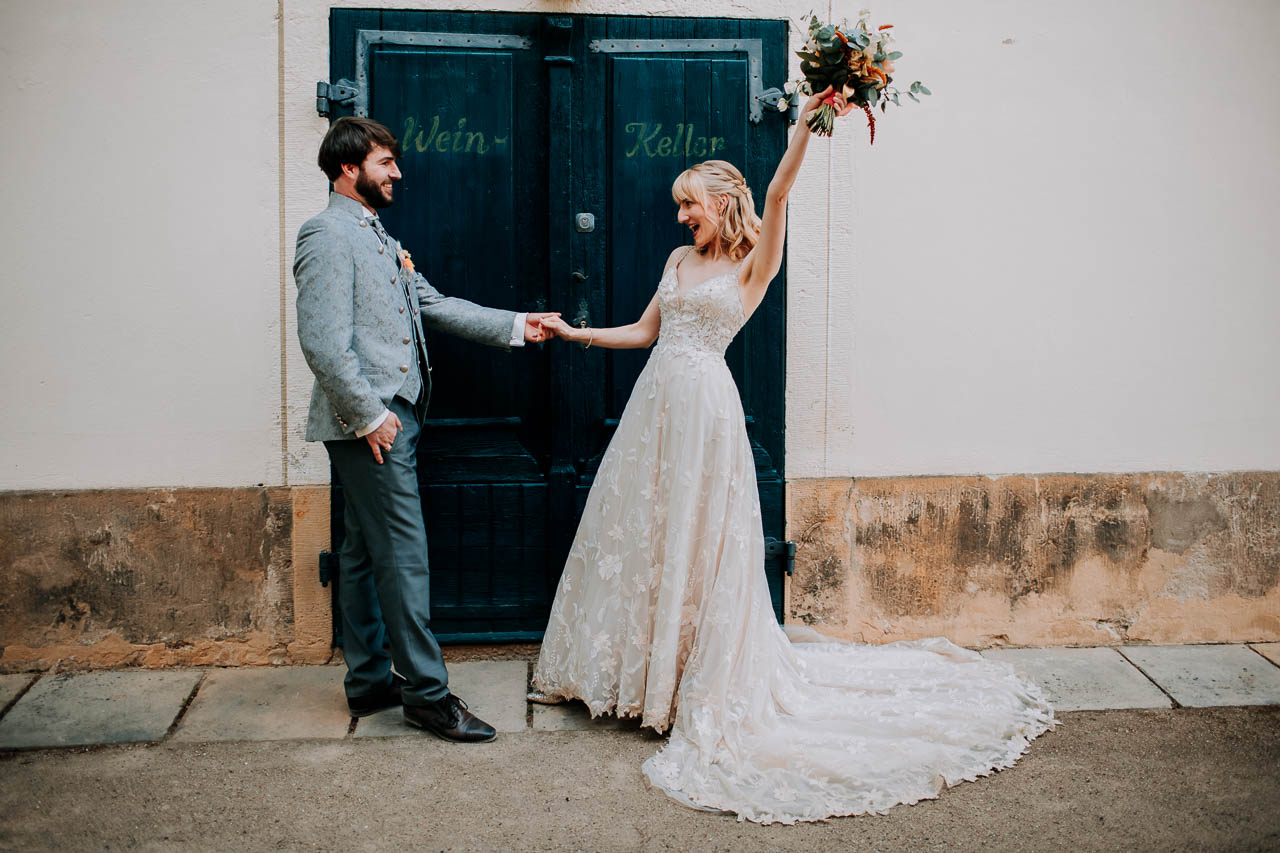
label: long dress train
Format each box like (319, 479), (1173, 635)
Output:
(531, 261), (1054, 824)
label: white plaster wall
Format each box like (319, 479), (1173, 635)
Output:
(833, 0), (1280, 477)
(284, 0), (1280, 485)
(0, 0), (281, 489)
(3, 0), (1274, 491)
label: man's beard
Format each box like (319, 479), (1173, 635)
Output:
(355, 170), (393, 209)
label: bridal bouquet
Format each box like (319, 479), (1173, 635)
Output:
(796, 11), (930, 142)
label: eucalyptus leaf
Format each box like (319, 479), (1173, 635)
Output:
(887, 51), (903, 60)
(917, 85), (932, 95)
(818, 25), (835, 40)
(907, 91), (918, 102)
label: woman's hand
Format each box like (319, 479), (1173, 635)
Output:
(800, 85), (856, 128)
(540, 314), (585, 343)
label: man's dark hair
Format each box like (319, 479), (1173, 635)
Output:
(317, 117), (402, 181)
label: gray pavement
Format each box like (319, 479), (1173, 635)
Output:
(1, 643), (1277, 749)
(1118, 644), (1280, 707)
(0, 644), (1277, 851)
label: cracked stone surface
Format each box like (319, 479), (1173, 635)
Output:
(980, 647), (1171, 711)
(0, 674), (36, 711)
(1119, 645), (1280, 707)
(1249, 643), (1280, 667)
(0, 670), (200, 749)
(171, 666), (349, 742)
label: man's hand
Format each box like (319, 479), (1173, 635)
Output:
(365, 411), (403, 464)
(524, 312), (562, 343)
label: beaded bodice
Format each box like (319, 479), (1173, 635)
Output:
(654, 264), (746, 357)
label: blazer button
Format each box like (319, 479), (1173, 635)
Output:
(399, 306), (405, 313)
(403, 337), (411, 344)
(378, 246), (385, 254)
(400, 365), (409, 373)
(359, 220), (368, 227)
(391, 275), (397, 283)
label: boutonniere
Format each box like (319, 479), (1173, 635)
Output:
(398, 249), (415, 274)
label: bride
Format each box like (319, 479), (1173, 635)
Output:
(531, 88), (1054, 824)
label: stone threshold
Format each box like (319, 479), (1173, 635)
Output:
(1, 644), (1278, 751)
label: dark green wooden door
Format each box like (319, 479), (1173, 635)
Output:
(326, 10), (789, 641)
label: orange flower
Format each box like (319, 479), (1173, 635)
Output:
(399, 249), (415, 274)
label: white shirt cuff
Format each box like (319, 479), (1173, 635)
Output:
(355, 409), (390, 437)
(510, 313), (527, 347)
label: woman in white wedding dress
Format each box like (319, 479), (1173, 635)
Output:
(531, 89), (1054, 824)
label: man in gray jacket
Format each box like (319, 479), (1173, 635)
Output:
(295, 117), (557, 742)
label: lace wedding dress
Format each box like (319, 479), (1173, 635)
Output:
(531, 260), (1055, 824)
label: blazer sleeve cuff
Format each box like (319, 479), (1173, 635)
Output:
(354, 408), (390, 438)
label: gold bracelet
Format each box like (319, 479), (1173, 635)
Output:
(584, 328), (594, 349)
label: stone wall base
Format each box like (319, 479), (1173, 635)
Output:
(0, 486), (333, 672)
(5, 473), (1277, 671)
(786, 472), (1280, 647)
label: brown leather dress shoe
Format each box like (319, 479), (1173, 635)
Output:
(347, 673), (406, 718)
(403, 693), (497, 743)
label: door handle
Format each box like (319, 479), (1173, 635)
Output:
(571, 270), (588, 283)
(572, 298), (591, 329)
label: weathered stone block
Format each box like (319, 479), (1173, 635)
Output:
(980, 647), (1170, 711)
(171, 665), (349, 742)
(787, 473), (1280, 647)
(1119, 644), (1280, 707)
(0, 487), (332, 671)
(0, 670), (200, 749)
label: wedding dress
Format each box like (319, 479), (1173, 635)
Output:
(531, 259), (1054, 824)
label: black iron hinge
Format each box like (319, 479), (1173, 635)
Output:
(765, 539), (797, 576)
(316, 79), (359, 117)
(318, 549), (340, 587)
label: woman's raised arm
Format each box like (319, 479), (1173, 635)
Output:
(742, 87), (849, 307)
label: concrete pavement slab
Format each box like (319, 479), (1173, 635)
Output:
(1250, 643), (1280, 667)
(981, 646), (1171, 711)
(172, 666), (349, 742)
(0, 670), (200, 749)
(444, 660), (530, 733)
(354, 661), (528, 737)
(531, 701), (637, 732)
(351, 705), (412, 738)
(1119, 644), (1280, 707)
(0, 674), (36, 712)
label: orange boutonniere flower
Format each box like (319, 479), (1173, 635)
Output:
(399, 249), (415, 275)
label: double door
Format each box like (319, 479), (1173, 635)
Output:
(325, 10), (790, 641)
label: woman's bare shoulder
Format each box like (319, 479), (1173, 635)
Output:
(662, 244), (694, 274)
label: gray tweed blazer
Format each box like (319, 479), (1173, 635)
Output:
(294, 192), (516, 442)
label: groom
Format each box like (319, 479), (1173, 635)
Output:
(294, 116), (557, 742)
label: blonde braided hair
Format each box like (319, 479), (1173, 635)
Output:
(671, 160), (762, 262)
